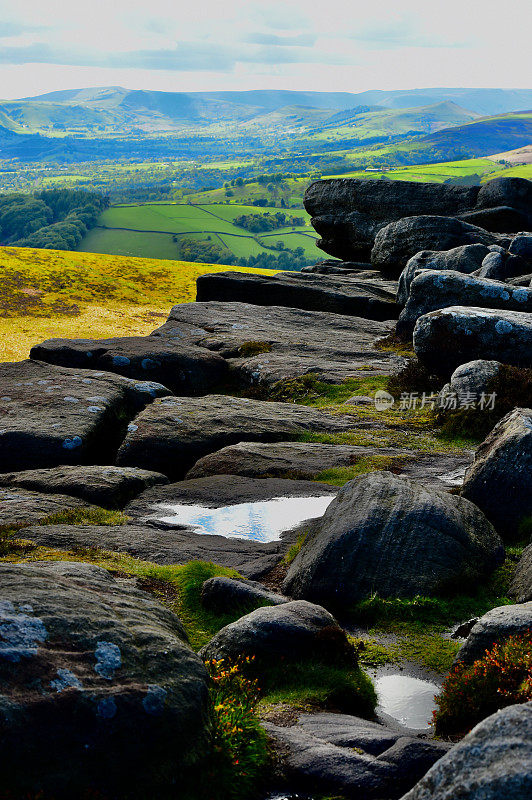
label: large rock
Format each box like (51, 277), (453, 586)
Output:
(30, 335), (228, 395)
(398, 270), (532, 338)
(283, 471), (503, 606)
(510, 544), (532, 603)
(0, 359), (170, 472)
(397, 243), (489, 307)
(462, 408), (532, 539)
(0, 465), (168, 509)
(0, 561), (211, 797)
(200, 577), (288, 613)
(476, 250), (529, 281)
(454, 603), (532, 665)
(510, 233), (532, 264)
(116, 394), (358, 478)
(152, 300), (399, 386)
(399, 703), (532, 800)
(199, 600), (349, 664)
(459, 205), (531, 232)
(413, 306), (532, 375)
(304, 178), (480, 261)
(195, 270), (398, 321)
(302, 260), (376, 275)
(265, 712), (449, 800)
(447, 359), (502, 398)
(0, 486), (91, 528)
(476, 177), (532, 228)
(371, 216), (501, 279)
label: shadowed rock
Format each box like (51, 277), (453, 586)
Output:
(200, 577), (288, 613)
(0, 561), (211, 797)
(453, 603), (532, 665)
(510, 544), (532, 603)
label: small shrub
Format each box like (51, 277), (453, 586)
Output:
(434, 633), (532, 737)
(387, 358), (441, 397)
(284, 531), (308, 564)
(39, 507), (130, 526)
(238, 340), (272, 357)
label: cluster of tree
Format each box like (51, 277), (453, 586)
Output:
(233, 211), (305, 233)
(0, 188), (108, 250)
(177, 236), (313, 271)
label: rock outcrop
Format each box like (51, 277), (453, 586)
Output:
(397, 243), (489, 307)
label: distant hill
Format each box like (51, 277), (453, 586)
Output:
(417, 112), (532, 157)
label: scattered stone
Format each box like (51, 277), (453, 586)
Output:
(447, 360), (502, 397)
(454, 603), (532, 664)
(283, 471), (503, 606)
(20, 523), (282, 578)
(0, 465), (168, 509)
(152, 301), (400, 386)
(509, 233), (532, 263)
(199, 600), (348, 664)
(397, 244), (489, 307)
(399, 703), (532, 800)
(0, 359), (170, 472)
(116, 394), (358, 478)
(462, 408), (532, 539)
(30, 335), (228, 395)
(398, 270), (532, 339)
(195, 271), (398, 321)
(510, 543), (532, 603)
(451, 618), (479, 639)
(413, 306), (532, 375)
(0, 486), (91, 528)
(371, 216), (501, 279)
(476, 250), (529, 281)
(201, 577), (288, 613)
(0, 561), (211, 797)
(343, 395), (374, 406)
(265, 712), (450, 800)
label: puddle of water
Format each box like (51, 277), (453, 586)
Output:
(152, 495), (334, 543)
(375, 674), (439, 730)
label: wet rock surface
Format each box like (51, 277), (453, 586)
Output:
(399, 703), (532, 800)
(0, 561), (211, 797)
(461, 407), (532, 539)
(153, 300), (400, 385)
(283, 471), (503, 606)
(0, 359), (170, 472)
(195, 270), (398, 321)
(0, 465), (168, 509)
(413, 306), (532, 375)
(116, 394), (359, 478)
(30, 334), (228, 395)
(265, 711), (450, 800)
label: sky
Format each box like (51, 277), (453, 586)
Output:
(0, 0), (529, 99)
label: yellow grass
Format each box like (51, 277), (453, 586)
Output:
(0, 246), (277, 362)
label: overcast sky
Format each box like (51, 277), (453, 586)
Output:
(0, 0), (529, 98)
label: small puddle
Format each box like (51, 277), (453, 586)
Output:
(375, 674), (439, 730)
(151, 495), (334, 542)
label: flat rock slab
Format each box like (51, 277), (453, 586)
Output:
(264, 711), (449, 799)
(0, 561), (210, 797)
(195, 270), (398, 321)
(0, 465), (168, 509)
(30, 335), (228, 395)
(0, 359), (170, 472)
(116, 394), (358, 478)
(186, 441), (473, 491)
(0, 486), (91, 528)
(22, 523), (282, 578)
(152, 301), (400, 385)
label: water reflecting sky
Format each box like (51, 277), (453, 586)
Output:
(376, 674), (439, 730)
(152, 495), (334, 542)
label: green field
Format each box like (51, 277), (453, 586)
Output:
(81, 201), (319, 262)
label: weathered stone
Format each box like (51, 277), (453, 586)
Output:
(413, 306), (532, 375)
(200, 600), (348, 664)
(0, 486), (91, 527)
(116, 394), (358, 478)
(510, 543), (532, 603)
(510, 233), (532, 263)
(398, 270), (532, 339)
(447, 360), (502, 397)
(454, 603), (532, 664)
(0, 359), (170, 472)
(283, 471), (503, 606)
(462, 408), (532, 539)
(30, 335), (228, 395)
(371, 216), (501, 279)
(195, 271), (398, 321)
(476, 250), (529, 281)
(265, 712), (450, 800)
(302, 260), (375, 275)
(397, 244), (489, 307)
(20, 522), (282, 578)
(0, 561), (211, 797)
(399, 703), (532, 800)
(0, 465), (168, 509)
(476, 177), (532, 227)
(200, 577), (288, 613)
(152, 301), (400, 386)
(459, 205), (530, 232)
